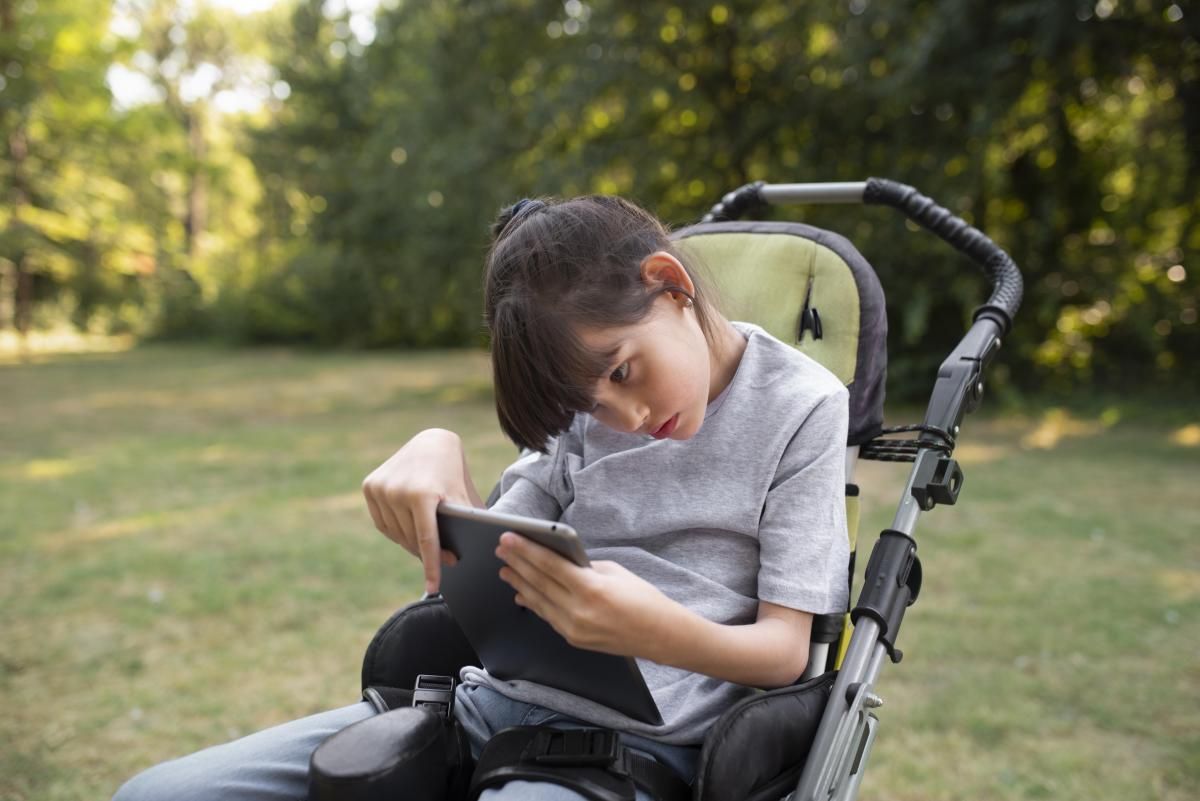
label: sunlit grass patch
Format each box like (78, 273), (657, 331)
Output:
(1018, 406), (1119, 449)
(1169, 423), (1200, 447)
(1156, 568), (1200, 603)
(15, 457), (90, 481)
(0, 328), (135, 364)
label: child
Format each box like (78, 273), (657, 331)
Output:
(113, 195), (850, 801)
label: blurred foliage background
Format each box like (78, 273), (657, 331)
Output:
(0, 0), (1195, 399)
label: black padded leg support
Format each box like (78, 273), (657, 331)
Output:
(308, 706), (473, 801)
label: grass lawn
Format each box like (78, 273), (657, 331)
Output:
(1, 343), (1197, 801)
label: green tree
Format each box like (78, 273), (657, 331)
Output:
(847, 0), (1197, 392)
(10, 0), (1188, 398)
(109, 0), (275, 338)
(0, 0), (140, 339)
(244, 0), (547, 345)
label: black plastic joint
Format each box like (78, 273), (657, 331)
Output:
(727, 180), (765, 213)
(972, 303), (1013, 336)
(851, 530), (923, 663)
(911, 456), (964, 511)
(412, 674), (456, 719)
(704, 180), (766, 222)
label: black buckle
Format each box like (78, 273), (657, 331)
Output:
(799, 306), (823, 340)
(411, 674), (455, 719)
(526, 728), (621, 768)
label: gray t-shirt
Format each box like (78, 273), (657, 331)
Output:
(463, 322), (850, 744)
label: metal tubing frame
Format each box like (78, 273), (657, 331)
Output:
(760, 183), (867, 205)
(734, 180), (1015, 801)
(791, 454), (930, 801)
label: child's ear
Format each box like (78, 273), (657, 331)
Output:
(640, 251), (695, 296)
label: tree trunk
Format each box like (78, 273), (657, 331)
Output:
(2, 0), (32, 353)
(7, 125), (33, 353)
(184, 107), (208, 264)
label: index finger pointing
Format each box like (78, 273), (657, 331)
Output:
(412, 499), (442, 595)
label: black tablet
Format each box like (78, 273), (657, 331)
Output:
(436, 502), (663, 726)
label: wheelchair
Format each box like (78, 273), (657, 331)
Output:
(312, 179), (1023, 801)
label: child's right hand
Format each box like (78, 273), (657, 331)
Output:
(361, 428), (480, 595)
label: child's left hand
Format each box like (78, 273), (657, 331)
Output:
(495, 531), (675, 660)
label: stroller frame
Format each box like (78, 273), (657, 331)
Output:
(352, 178), (1023, 801)
(702, 178), (1023, 801)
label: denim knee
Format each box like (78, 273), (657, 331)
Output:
(111, 703), (375, 801)
(112, 746), (306, 801)
(111, 759), (191, 801)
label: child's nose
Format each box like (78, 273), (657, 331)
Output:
(612, 398), (648, 433)
(627, 409), (650, 433)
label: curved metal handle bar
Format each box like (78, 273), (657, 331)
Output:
(701, 179), (1024, 335)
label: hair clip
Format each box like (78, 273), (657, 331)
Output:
(493, 198), (547, 239)
(511, 198), (545, 218)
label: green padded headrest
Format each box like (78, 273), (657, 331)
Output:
(672, 221), (887, 446)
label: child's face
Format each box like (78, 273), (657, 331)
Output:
(579, 295), (713, 441)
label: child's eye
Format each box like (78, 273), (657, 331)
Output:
(610, 362), (630, 384)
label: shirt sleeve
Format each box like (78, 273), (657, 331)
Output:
(756, 386), (851, 615)
(487, 416), (584, 521)
(488, 455), (562, 521)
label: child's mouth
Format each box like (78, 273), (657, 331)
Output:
(650, 414), (679, 439)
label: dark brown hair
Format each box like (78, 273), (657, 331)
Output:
(484, 195), (718, 452)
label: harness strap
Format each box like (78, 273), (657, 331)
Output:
(530, 728), (688, 801)
(621, 750), (691, 801)
(470, 726), (690, 801)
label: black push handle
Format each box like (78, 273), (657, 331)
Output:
(862, 178), (1023, 336)
(701, 180), (767, 225)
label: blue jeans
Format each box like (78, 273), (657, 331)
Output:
(113, 684), (698, 801)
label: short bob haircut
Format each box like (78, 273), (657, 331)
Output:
(484, 195), (719, 453)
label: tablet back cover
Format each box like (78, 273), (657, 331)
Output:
(438, 513), (663, 726)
